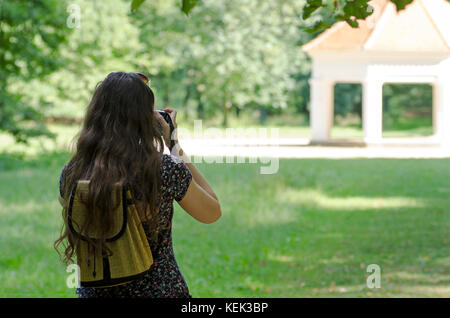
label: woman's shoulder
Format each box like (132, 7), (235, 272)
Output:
(160, 154), (192, 201)
(160, 153), (191, 178)
(161, 153), (187, 169)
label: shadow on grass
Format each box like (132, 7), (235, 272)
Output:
(174, 158), (450, 297)
(0, 150), (72, 171)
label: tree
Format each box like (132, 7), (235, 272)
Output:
(133, 0), (310, 126)
(12, 0), (145, 121)
(130, 0), (414, 33)
(129, 0), (416, 127)
(0, 0), (69, 142)
(301, 0), (414, 33)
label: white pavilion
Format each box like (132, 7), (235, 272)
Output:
(302, 0), (450, 147)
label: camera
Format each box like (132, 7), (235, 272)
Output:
(156, 110), (175, 149)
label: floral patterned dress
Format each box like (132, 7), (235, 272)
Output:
(59, 154), (193, 298)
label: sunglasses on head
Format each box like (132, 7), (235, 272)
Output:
(136, 72), (151, 86)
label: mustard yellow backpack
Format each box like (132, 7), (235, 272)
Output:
(65, 180), (153, 288)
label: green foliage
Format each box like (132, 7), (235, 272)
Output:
(302, 0), (414, 33)
(334, 83), (362, 123)
(333, 83), (433, 135)
(383, 84), (433, 131)
(133, 0), (310, 125)
(392, 0), (417, 10)
(181, 0), (199, 15)
(131, 0), (198, 15)
(131, 0), (146, 12)
(1, 0), (434, 137)
(10, 0), (144, 119)
(130, 0), (415, 33)
(303, 0), (323, 20)
(0, 0), (69, 142)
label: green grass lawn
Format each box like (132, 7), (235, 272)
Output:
(0, 149), (449, 297)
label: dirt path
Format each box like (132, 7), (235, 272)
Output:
(178, 138), (450, 159)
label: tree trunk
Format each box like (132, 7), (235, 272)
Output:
(183, 83), (192, 119)
(197, 95), (204, 119)
(259, 105), (267, 124)
(164, 80), (170, 107)
(223, 103), (229, 127)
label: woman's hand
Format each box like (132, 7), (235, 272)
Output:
(162, 108), (178, 129)
(154, 108), (178, 149)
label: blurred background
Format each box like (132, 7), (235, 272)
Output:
(0, 0), (448, 298)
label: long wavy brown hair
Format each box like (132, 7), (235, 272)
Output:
(55, 71), (164, 264)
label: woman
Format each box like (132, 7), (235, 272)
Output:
(55, 71), (221, 298)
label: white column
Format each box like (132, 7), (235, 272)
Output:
(432, 82), (441, 138)
(362, 79), (383, 144)
(437, 58), (450, 148)
(437, 78), (450, 148)
(309, 78), (334, 142)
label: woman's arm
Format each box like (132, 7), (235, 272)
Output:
(172, 142), (218, 201)
(155, 109), (221, 224)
